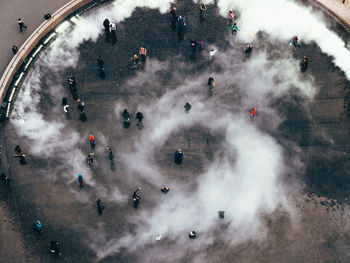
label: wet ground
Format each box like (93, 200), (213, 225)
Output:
(2, 0), (350, 262)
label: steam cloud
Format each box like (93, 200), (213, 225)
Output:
(8, 0), (350, 262)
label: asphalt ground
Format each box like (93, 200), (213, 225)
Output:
(1, 0), (350, 262)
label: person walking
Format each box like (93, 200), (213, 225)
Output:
(89, 134), (95, 148)
(17, 18), (27, 32)
(110, 22), (117, 44)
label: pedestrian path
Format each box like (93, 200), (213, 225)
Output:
(313, 0), (350, 29)
(0, 0), (71, 78)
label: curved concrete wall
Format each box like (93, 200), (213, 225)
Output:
(0, 0), (93, 104)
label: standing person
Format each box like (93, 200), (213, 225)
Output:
(33, 220), (42, 233)
(197, 40), (205, 51)
(244, 44), (253, 58)
(177, 15), (186, 31)
(174, 148), (183, 164)
(139, 47), (147, 62)
(89, 134), (95, 148)
(106, 147), (115, 162)
(17, 18), (27, 32)
(78, 174), (84, 187)
(14, 145), (23, 157)
(96, 199), (105, 215)
(131, 54), (139, 69)
(12, 45), (18, 55)
(103, 18), (110, 42)
(190, 40), (197, 53)
(77, 99), (85, 112)
(199, 3), (207, 14)
(110, 22), (117, 45)
(122, 109), (131, 128)
(135, 111), (144, 127)
(290, 36), (298, 47)
(97, 56), (104, 70)
(250, 107), (257, 117)
(62, 97), (70, 118)
(229, 10), (235, 23)
(230, 23), (240, 36)
(184, 102), (191, 113)
(87, 153), (94, 166)
(68, 76), (78, 100)
(170, 6), (177, 21)
(301, 56), (309, 72)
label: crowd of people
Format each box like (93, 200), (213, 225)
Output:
(1, 2), (314, 256)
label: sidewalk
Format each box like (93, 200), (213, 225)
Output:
(0, 0), (71, 79)
(313, 0), (350, 31)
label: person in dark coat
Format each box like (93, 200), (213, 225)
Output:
(103, 18), (110, 42)
(68, 76), (78, 100)
(174, 148), (183, 164)
(136, 111), (143, 127)
(12, 45), (18, 55)
(96, 199), (104, 215)
(77, 99), (85, 112)
(184, 102), (191, 113)
(17, 18), (27, 32)
(301, 56), (308, 72)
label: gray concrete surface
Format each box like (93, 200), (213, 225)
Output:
(0, 0), (71, 78)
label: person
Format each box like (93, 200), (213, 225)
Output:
(49, 241), (61, 256)
(96, 199), (105, 215)
(197, 40), (205, 51)
(139, 47), (147, 62)
(178, 15), (186, 30)
(77, 174), (84, 187)
(110, 22), (117, 44)
(97, 56), (104, 70)
(135, 111), (143, 127)
(12, 45), (18, 55)
(199, 3), (207, 13)
(103, 18), (110, 31)
(218, 210), (225, 219)
(122, 109), (130, 128)
(190, 40), (197, 53)
(77, 99), (85, 112)
(68, 76), (78, 100)
(290, 35), (298, 47)
(62, 98), (69, 115)
(244, 44), (253, 58)
(13, 145), (23, 157)
(208, 77), (215, 90)
(89, 134), (95, 148)
(170, 6), (177, 21)
(106, 147), (115, 161)
(184, 102), (191, 113)
(0, 173), (10, 184)
(301, 56), (308, 72)
(161, 187), (169, 193)
(229, 10), (234, 22)
(189, 231), (197, 239)
(131, 54), (139, 69)
(17, 18), (27, 32)
(33, 220), (42, 233)
(133, 187), (141, 208)
(251, 107), (257, 117)
(87, 153), (94, 166)
(230, 23), (240, 36)
(174, 148), (183, 164)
